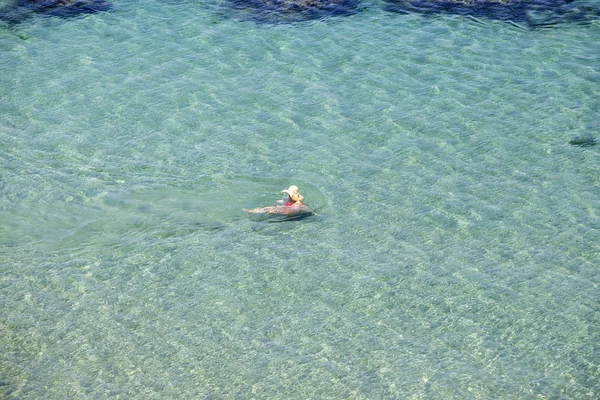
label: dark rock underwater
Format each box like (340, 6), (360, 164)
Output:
(384, 0), (600, 27)
(225, 0), (361, 23)
(225, 0), (599, 25)
(0, 0), (111, 24)
(0, 0), (598, 27)
(569, 134), (597, 148)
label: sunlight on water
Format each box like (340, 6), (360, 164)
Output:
(1, 1), (599, 398)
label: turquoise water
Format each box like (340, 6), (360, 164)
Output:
(1, 1), (599, 398)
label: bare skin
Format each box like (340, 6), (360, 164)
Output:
(243, 201), (316, 216)
(244, 185), (317, 217)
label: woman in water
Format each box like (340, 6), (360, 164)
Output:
(243, 185), (316, 216)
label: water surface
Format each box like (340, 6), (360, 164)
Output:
(1, 1), (599, 398)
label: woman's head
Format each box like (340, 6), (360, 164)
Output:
(282, 185), (304, 203)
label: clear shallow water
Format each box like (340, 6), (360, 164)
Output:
(1, 1), (599, 398)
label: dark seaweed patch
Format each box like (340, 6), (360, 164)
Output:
(383, 0), (599, 28)
(1, 0), (111, 24)
(225, 0), (361, 23)
(569, 134), (597, 148)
